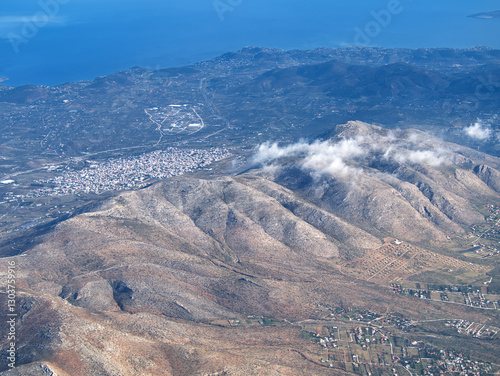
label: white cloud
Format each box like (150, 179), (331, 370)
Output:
(254, 138), (369, 178)
(464, 122), (492, 141)
(254, 130), (450, 179)
(387, 148), (447, 167)
(253, 141), (308, 164)
(302, 138), (367, 177)
(261, 164), (281, 175)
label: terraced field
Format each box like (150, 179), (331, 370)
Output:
(341, 241), (489, 285)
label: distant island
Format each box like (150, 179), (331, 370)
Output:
(468, 10), (500, 19)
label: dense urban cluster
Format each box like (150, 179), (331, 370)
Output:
(30, 147), (231, 196)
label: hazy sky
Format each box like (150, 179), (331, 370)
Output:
(1, 0), (499, 86)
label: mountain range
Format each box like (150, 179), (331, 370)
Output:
(1, 47), (500, 375)
(0, 46), (499, 172)
(1, 121), (499, 375)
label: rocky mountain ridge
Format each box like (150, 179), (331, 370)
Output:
(1, 121), (499, 374)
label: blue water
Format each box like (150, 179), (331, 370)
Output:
(1, 0), (499, 86)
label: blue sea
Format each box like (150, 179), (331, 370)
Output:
(1, 0), (499, 86)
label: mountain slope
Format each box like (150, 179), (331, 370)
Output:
(1, 121), (500, 375)
(258, 121), (500, 244)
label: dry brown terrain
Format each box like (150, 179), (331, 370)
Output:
(1, 122), (500, 375)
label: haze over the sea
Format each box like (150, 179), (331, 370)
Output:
(1, 0), (499, 86)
